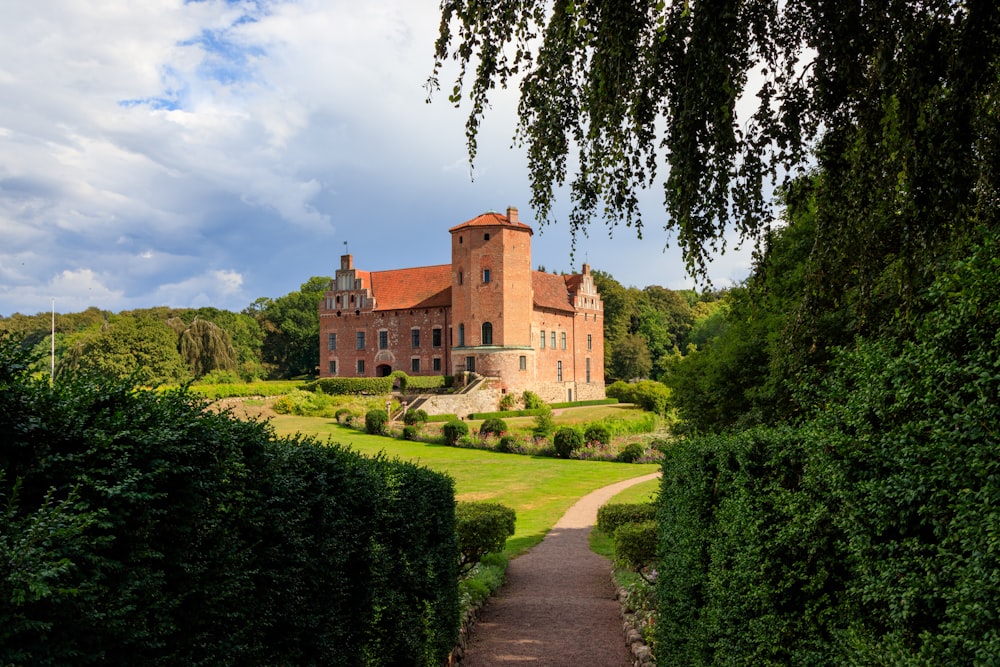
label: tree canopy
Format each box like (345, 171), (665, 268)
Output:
(430, 0), (999, 290)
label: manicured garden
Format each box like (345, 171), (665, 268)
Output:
(270, 415), (659, 556)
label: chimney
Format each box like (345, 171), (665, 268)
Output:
(506, 206), (518, 224)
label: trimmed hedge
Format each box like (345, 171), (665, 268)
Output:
(614, 520), (658, 571)
(455, 502), (516, 573)
(655, 235), (1000, 665)
(466, 408), (546, 420)
(0, 338), (458, 666)
(305, 376), (393, 395)
(548, 398), (619, 409)
(597, 502), (657, 535)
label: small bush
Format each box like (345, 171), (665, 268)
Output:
(522, 390), (544, 409)
(597, 502), (657, 535)
(615, 520), (658, 571)
(498, 392), (518, 411)
(455, 502), (516, 573)
(553, 427), (584, 458)
(532, 405), (555, 439)
(401, 425), (419, 440)
(443, 420), (469, 446)
(497, 435), (518, 453)
(403, 409), (428, 426)
(334, 407), (354, 424)
(479, 417), (508, 438)
(584, 423), (611, 446)
(617, 442), (646, 463)
(365, 409), (388, 435)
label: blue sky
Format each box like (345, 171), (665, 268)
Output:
(0, 0), (755, 317)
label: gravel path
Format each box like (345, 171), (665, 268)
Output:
(460, 472), (661, 666)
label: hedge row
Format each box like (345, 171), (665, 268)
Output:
(0, 340), (458, 666)
(306, 376), (394, 395)
(655, 236), (1000, 664)
(548, 398), (619, 409)
(466, 408), (547, 420)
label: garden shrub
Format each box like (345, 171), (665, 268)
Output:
(365, 409), (388, 435)
(479, 417), (508, 438)
(0, 336), (460, 666)
(403, 408), (428, 426)
(306, 376), (393, 395)
(442, 419), (469, 446)
(617, 442), (645, 463)
(455, 502), (516, 573)
(531, 405), (555, 439)
(614, 520), (658, 572)
(334, 407), (354, 424)
(497, 435), (518, 453)
(498, 392), (517, 411)
(553, 427), (584, 458)
(401, 425), (419, 440)
(521, 390), (544, 409)
(584, 423), (611, 446)
(597, 502), (657, 535)
(606, 379), (670, 415)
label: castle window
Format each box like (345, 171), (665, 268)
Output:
(561, 332), (567, 349)
(551, 331), (556, 349)
(483, 268), (491, 283)
(458, 323), (465, 347)
(411, 358), (420, 372)
(329, 360), (337, 375)
(586, 357), (591, 383)
(484, 233), (490, 240)
(519, 355), (526, 371)
(411, 328), (420, 348)
(465, 356), (476, 372)
(432, 327), (442, 348)
(482, 322), (493, 345)
(379, 330), (388, 350)
(540, 330), (546, 349)
(587, 334), (592, 351)
(459, 235), (463, 244)
(357, 359), (365, 374)
(557, 360), (563, 382)
(356, 331), (366, 350)
(433, 357), (442, 372)
(458, 271), (463, 285)
(328, 333), (337, 351)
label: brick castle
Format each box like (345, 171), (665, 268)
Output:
(318, 207), (605, 403)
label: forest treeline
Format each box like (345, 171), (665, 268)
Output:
(0, 271), (726, 386)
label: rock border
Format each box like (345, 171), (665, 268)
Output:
(615, 575), (656, 667)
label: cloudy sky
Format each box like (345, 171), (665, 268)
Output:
(0, 0), (755, 318)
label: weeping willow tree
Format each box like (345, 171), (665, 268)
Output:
(171, 317), (238, 379)
(429, 0), (1000, 338)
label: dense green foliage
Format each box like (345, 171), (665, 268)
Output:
(553, 427), (584, 459)
(478, 417), (508, 438)
(364, 409), (389, 435)
(443, 420), (469, 446)
(596, 502), (657, 536)
(0, 336), (458, 665)
(246, 276), (330, 379)
(306, 376), (395, 395)
(613, 522), (658, 573)
(455, 502), (517, 574)
(655, 233), (1000, 663)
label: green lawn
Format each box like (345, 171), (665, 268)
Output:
(271, 415), (660, 556)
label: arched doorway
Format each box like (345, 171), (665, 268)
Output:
(377, 364), (392, 377)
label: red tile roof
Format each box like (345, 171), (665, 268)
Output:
(368, 264), (452, 311)
(532, 271), (576, 312)
(448, 211), (534, 234)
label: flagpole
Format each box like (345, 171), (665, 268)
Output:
(51, 298), (55, 384)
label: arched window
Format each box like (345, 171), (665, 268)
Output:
(482, 322), (493, 345)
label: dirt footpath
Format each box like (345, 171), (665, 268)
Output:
(460, 472), (661, 666)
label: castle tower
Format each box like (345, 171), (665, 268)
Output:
(448, 207), (535, 386)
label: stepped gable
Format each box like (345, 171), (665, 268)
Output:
(368, 264), (451, 310)
(532, 271), (576, 313)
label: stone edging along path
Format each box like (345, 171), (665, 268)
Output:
(452, 472), (661, 667)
